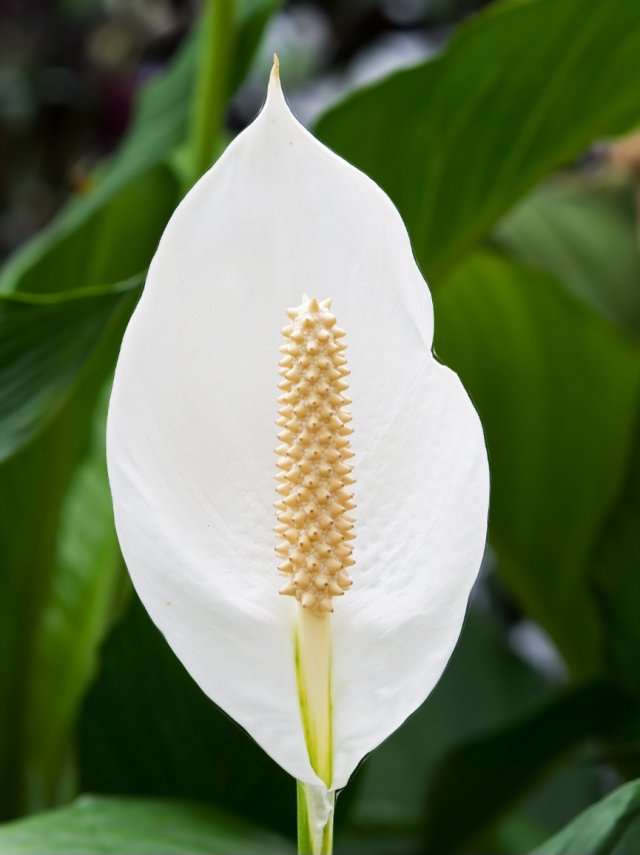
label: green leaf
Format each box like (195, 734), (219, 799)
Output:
(0, 271), (137, 817)
(78, 598), (295, 838)
(0, 796), (293, 854)
(23, 385), (128, 811)
(0, 166), (176, 461)
(534, 778), (640, 855)
(0, 165), (173, 465)
(0, 166), (178, 297)
(495, 181), (640, 339)
(492, 755), (606, 855)
(433, 250), (640, 674)
(316, 0), (640, 279)
(492, 222), (640, 700)
(0, 303), (130, 817)
(0, 134), (168, 813)
(0, 198), (182, 811)
(0, 280), (139, 463)
(422, 680), (635, 854)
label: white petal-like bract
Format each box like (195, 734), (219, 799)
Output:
(107, 68), (489, 789)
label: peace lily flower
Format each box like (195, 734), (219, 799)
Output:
(107, 58), (489, 854)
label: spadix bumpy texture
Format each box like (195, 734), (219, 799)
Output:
(106, 64), (490, 792)
(275, 296), (355, 613)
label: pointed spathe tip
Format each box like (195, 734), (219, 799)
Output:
(267, 53), (283, 101)
(264, 53), (298, 124)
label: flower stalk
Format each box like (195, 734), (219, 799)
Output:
(295, 611), (334, 851)
(297, 780), (335, 855)
(296, 609), (333, 786)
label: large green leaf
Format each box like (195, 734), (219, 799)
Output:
(0, 283), (137, 802)
(0, 280), (139, 462)
(22, 385), (129, 811)
(0, 160), (167, 818)
(534, 778), (640, 855)
(0, 796), (293, 854)
(499, 170), (640, 691)
(497, 186), (640, 700)
(0, 366), (119, 818)
(421, 680), (635, 854)
(78, 597), (295, 838)
(495, 181), (640, 338)
(0, 161), (175, 468)
(433, 250), (640, 674)
(316, 0), (640, 280)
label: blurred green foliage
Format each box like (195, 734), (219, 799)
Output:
(1, 0), (640, 852)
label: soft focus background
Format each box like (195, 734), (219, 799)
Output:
(2, 1), (640, 853)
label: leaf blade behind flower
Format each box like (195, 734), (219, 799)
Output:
(316, 0), (640, 280)
(434, 250), (640, 675)
(0, 280), (140, 463)
(0, 796), (293, 854)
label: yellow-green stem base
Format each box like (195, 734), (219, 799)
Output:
(297, 780), (335, 855)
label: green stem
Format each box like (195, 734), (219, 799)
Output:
(296, 608), (333, 785)
(297, 780), (335, 855)
(189, 0), (235, 186)
(295, 609), (334, 853)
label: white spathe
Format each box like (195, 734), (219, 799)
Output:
(107, 65), (490, 790)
